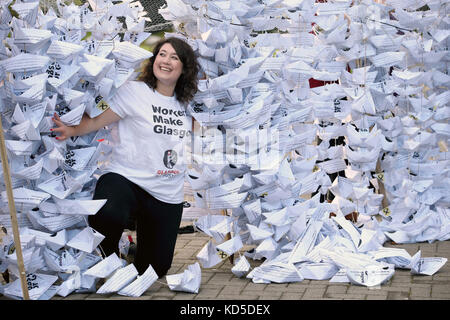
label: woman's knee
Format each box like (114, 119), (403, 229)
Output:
(91, 173), (137, 227)
(88, 201), (125, 229)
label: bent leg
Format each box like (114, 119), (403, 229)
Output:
(88, 173), (139, 257)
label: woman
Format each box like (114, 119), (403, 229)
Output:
(51, 37), (199, 277)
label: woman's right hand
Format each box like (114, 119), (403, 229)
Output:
(51, 113), (76, 141)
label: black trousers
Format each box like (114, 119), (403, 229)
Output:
(88, 172), (183, 277)
(312, 135), (347, 202)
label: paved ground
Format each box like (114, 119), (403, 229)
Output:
(1, 222), (449, 302)
(54, 223), (450, 301)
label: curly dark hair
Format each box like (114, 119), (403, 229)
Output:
(138, 37), (199, 105)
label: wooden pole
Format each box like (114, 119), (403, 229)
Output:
(221, 209), (234, 264)
(0, 116), (30, 300)
(376, 157), (389, 209)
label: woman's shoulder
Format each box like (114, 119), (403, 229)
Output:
(115, 80), (150, 96)
(125, 80), (149, 90)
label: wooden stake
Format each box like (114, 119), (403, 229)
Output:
(376, 158), (389, 209)
(0, 115), (30, 300)
(221, 209), (234, 264)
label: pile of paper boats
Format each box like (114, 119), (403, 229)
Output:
(0, 0), (448, 299)
(164, 0), (449, 287)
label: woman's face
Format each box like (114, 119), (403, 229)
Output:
(153, 43), (184, 89)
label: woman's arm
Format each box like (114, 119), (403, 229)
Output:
(51, 107), (121, 141)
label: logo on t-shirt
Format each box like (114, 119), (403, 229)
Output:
(163, 149), (178, 169)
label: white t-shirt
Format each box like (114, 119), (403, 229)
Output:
(102, 80), (192, 204)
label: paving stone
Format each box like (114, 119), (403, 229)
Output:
(410, 286), (431, 297)
(172, 294), (196, 300)
(207, 272), (234, 284)
(418, 243), (438, 253)
(175, 240), (190, 249)
(325, 285), (348, 294)
(431, 284), (450, 294)
(280, 292), (304, 300)
(200, 272), (215, 284)
(193, 288), (222, 299)
(431, 292), (450, 299)
(346, 286), (376, 294)
(257, 292), (283, 300)
(264, 283), (289, 292)
(243, 282), (267, 292)
(432, 274), (450, 282)
(84, 294), (113, 300)
(302, 288), (326, 298)
(326, 294), (363, 300)
(175, 250), (200, 260)
(187, 239), (209, 247)
(61, 293), (90, 300)
(284, 283), (312, 292)
(391, 272), (413, 281)
(387, 291), (410, 300)
(167, 264), (186, 274)
(219, 284), (246, 295)
(200, 283), (226, 291)
(227, 276), (251, 284)
(437, 242), (450, 253)
(108, 295), (153, 300)
(412, 275), (434, 282)
(365, 293), (388, 300)
(382, 285), (412, 292)
(216, 294), (260, 300)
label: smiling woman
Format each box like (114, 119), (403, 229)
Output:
(151, 43), (184, 96)
(51, 37), (200, 278)
(139, 37), (200, 104)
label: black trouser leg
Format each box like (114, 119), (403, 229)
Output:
(135, 195), (183, 277)
(88, 173), (139, 257)
(88, 172), (183, 277)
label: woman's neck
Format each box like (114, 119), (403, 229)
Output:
(155, 82), (175, 97)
